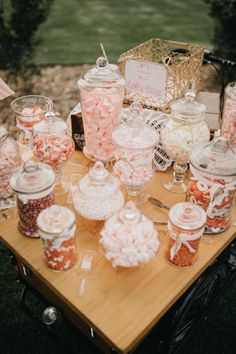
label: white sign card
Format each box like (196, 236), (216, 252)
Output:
(125, 59), (167, 99)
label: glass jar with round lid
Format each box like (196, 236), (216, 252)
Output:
(78, 57), (125, 162)
(221, 81), (236, 150)
(187, 136), (236, 234)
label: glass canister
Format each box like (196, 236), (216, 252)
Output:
(10, 160), (55, 238)
(221, 81), (236, 150)
(100, 201), (160, 268)
(112, 102), (159, 196)
(73, 161), (124, 220)
(78, 57), (125, 162)
(188, 136), (236, 234)
(0, 126), (21, 201)
(32, 113), (75, 182)
(37, 205), (77, 271)
(10, 95), (53, 146)
(161, 85), (210, 193)
(166, 202), (206, 267)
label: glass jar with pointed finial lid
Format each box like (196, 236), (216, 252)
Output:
(78, 55), (125, 162)
(161, 81), (210, 194)
(187, 136), (236, 234)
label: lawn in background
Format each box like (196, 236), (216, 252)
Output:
(34, 0), (214, 64)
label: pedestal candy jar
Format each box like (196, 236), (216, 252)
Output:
(78, 57), (125, 162)
(112, 102), (159, 196)
(221, 82), (236, 150)
(161, 86), (210, 193)
(100, 201), (160, 268)
(188, 136), (236, 234)
(166, 202), (206, 267)
(73, 161), (124, 220)
(10, 160), (55, 238)
(32, 113), (75, 182)
(37, 205), (77, 271)
(0, 126), (21, 201)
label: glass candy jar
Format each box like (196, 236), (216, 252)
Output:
(221, 82), (236, 150)
(0, 126), (21, 201)
(161, 86), (210, 193)
(188, 136), (236, 234)
(10, 95), (53, 146)
(166, 202), (206, 267)
(10, 160), (55, 238)
(100, 201), (160, 268)
(32, 113), (75, 182)
(112, 102), (159, 196)
(73, 161), (124, 220)
(37, 205), (77, 271)
(78, 57), (125, 162)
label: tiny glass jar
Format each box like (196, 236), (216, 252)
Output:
(10, 160), (55, 238)
(78, 57), (125, 162)
(161, 86), (210, 193)
(100, 201), (160, 268)
(10, 95), (53, 146)
(73, 161), (124, 220)
(166, 202), (206, 267)
(32, 113), (75, 182)
(221, 81), (236, 151)
(187, 136), (236, 234)
(37, 205), (77, 271)
(112, 102), (159, 196)
(0, 126), (21, 201)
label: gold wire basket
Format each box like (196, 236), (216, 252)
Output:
(118, 38), (204, 111)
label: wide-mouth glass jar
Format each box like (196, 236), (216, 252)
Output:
(221, 81), (236, 151)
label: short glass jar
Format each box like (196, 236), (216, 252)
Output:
(10, 160), (55, 238)
(73, 161), (124, 220)
(187, 136), (236, 234)
(78, 57), (125, 162)
(37, 205), (77, 271)
(166, 202), (206, 267)
(100, 201), (160, 268)
(221, 81), (236, 151)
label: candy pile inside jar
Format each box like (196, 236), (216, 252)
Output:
(0, 126), (21, 200)
(166, 202), (206, 267)
(78, 56), (125, 162)
(10, 160), (55, 238)
(112, 102), (158, 196)
(188, 136), (236, 234)
(100, 201), (160, 268)
(221, 81), (236, 150)
(37, 205), (77, 271)
(73, 161), (124, 220)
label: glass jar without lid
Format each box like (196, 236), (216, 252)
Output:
(10, 160), (55, 238)
(78, 57), (125, 162)
(188, 136), (236, 234)
(73, 161), (124, 220)
(161, 85), (210, 194)
(37, 205), (77, 271)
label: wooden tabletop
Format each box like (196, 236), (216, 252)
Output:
(1, 151), (236, 353)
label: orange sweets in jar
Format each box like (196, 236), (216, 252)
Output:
(188, 136), (236, 234)
(166, 202), (206, 267)
(37, 205), (77, 271)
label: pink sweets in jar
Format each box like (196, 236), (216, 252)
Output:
(221, 82), (236, 150)
(78, 57), (125, 162)
(10, 160), (55, 238)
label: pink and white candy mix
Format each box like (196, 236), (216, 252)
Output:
(81, 89), (123, 161)
(222, 97), (236, 150)
(18, 107), (44, 129)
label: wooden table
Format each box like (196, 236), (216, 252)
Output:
(0, 151), (236, 353)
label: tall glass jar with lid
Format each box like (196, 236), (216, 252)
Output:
(78, 57), (125, 162)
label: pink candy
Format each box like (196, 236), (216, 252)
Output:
(18, 107), (45, 129)
(222, 97), (236, 150)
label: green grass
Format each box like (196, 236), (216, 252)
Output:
(33, 0), (214, 64)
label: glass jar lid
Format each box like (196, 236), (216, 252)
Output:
(10, 160), (55, 194)
(171, 84), (206, 123)
(169, 202), (206, 231)
(118, 201), (142, 226)
(33, 113), (67, 135)
(79, 161), (120, 197)
(225, 81), (236, 101)
(37, 205), (75, 234)
(112, 102), (159, 150)
(78, 56), (125, 90)
(190, 136), (236, 177)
